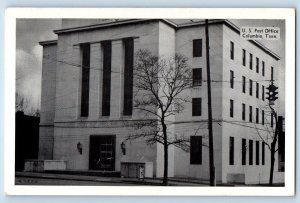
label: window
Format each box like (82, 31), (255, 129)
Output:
(192, 98), (202, 116)
(242, 76), (246, 93)
(256, 108), (259, 124)
(242, 49), (246, 66)
(230, 41), (234, 60)
(271, 66), (274, 81)
(229, 137), (234, 165)
(249, 140), (253, 165)
(102, 40), (112, 116)
(80, 43), (91, 117)
(193, 39), (202, 57)
(230, 99), (234, 118)
(256, 57), (259, 73)
(262, 61), (265, 76)
(256, 82), (259, 98)
(190, 136), (202, 164)
(249, 53), (253, 70)
(262, 85), (265, 101)
(262, 142), (265, 165)
(256, 141), (260, 165)
(271, 113), (274, 127)
(123, 38), (134, 116)
(242, 138), (246, 165)
(249, 106), (253, 122)
(262, 110), (265, 125)
(230, 70), (234, 89)
(242, 103), (246, 121)
(249, 79), (253, 96)
(193, 68), (202, 86)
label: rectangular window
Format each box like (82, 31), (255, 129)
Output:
(262, 61), (265, 76)
(192, 98), (202, 116)
(230, 70), (234, 89)
(249, 79), (253, 96)
(256, 57), (259, 73)
(256, 141), (260, 165)
(249, 106), (253, 122)
(256, 82), (259, 98)
(249, 53), (253, 70)
(256, 108), (259, 124)
(262, 142), (265, 165)
(242, 138), (246, 165)
(262, 110), (265, 125)
(230, 99), (234, 118)
(193, 39), (202, 57)
(271, 66), (274, 81)
(102, 41), (112, 116)
(230, 41), (234, 60)
(242, 49), (246, 66)
(123, 38), (134, 116)
(229, 137), (234, 165)
(262, 85), (265, 101)
(249, 140), (253, 165)
(193, 68), (202, 86)
(80, 43), (90, 117)
(242, 76), (246, 93)
(242, 103), (246, 121)
(190, 136), (202, 164)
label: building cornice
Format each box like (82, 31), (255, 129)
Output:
(39, 40), (58, 46)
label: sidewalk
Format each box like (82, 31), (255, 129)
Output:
(15, 171), (208, 186)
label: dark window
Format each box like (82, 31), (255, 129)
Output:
(256, 141), (260, 165)
(256, 57), (259, 73)
(256, 108), (259, 124)
(193, 39), (202, 57)
(256, 82), (259, 98)
(271, 66), (274, 82)
(190, 136), (202, 164)
(230, 70), (234, 89)
(249, 140), (253, 165)
(249, 53), (253, 70)
(192, 98), (202, 116)
(242, 76), (246, 93)
(249, 79), (253, 96)
(242, 138), (246, 165)
(249, 106), (253, 122)
(262, 142), (265, 165)
(229, 137), (234, 165)
(262, 61), (265, 76)
(80, 43), (90, 117)
(123, 38), (134, 116)
(230, 99), (234, 118)
(262, 110), (265, 125)
(102, 41), (112, 116)
(242, 103), (246, 121)
(242, 49), (246, 66)
(193, 68), (202, 86)
(230, 41), (234, 60)
(271, 113), (274, 127)
(262, 85), (265, 101)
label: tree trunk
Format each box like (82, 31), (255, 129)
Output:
(162, 122), (168, 186)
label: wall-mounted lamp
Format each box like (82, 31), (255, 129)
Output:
(77, 142), (83, 155)
(120, 142), (126, 155)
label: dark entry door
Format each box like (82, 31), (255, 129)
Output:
(89, 135), (116, 171)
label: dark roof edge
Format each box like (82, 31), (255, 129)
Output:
(39, 40), (58, 46)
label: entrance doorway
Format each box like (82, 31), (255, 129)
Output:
(89, 135), (116, 171)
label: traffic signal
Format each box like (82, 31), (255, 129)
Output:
(266, 84), (278, 104)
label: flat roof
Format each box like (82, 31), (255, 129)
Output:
(39, 40), (58, 46)
(53, 19), (280, 60)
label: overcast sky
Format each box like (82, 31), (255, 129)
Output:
(15, 19), (285, 115)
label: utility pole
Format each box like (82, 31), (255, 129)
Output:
(205, 19), (215, 186)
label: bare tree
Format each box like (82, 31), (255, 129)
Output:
(127, 49), (193, 185)
(254, 103), (279, 186)
(15, 92), (29, 112)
